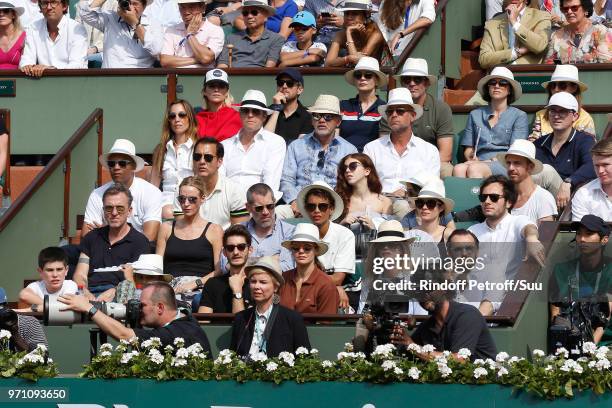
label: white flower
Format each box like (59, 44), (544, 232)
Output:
(381, 360), (397, 371)
(407, 343), (421, 353)
(393, 367), (404, 376)
(176, 348), (189, 359)
(120, 351), (138, 364)
(595, 346), (609, 360)
(141, 338), (161, 349)
(310, 348), (319, 355)
(473, 359), (485, 366)
(555, 347), (569, 358)
(497, 367), (508, 377)
(100, 351), (112, 358)
(437, 363), (452, 378)
(595, 358), (610, 371)
(372, 344), (396, 358)
(250, 352), (268, 362)
(186, 343), (203, 356)
(473, 367), (488, 379)
(408, 367), (421, 380)
(0, 329), (11, 340)
(507, 356), (523, 365)
(588, 361), (597, 369)
(120, 339), (131, 346)
(577, 357), (588, 363)
(219, 349), (233, 358)
(344, 342), (354, 352)
(173, 337), (185, 347)
(266, 361), (278, 372)
(485, 359), (497, 370)
(582, 342), (597, 355)
(421, 344), (435, 354)
(164, 345), (174, 354)
(434, 356), (448, 365)
(495, 352), (509, 362)
(532, 349), (545, 358)
(99, 343), (113, 353)
(278, 351), (295, 367)
(560, 359), (583, 374)
(322, 360), (333, 368)
(545, 365), (553, 372)
(295, 347), (309, 355)
(457, 348), (472, 360)
(148, 349), (164, 365)
(171, 357), (187, 367)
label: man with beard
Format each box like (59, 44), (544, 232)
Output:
(390, 268), (497, 361)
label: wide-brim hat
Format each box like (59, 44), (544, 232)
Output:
(345, 56), (388, 87)
(370, 220), (414, 243)
(129, 254), (173, 283)
(378, 87), (423, 120)
(99, 139), (145, 172)
(477, 66), (522, 103)
(542, 64), (588, 93)
(245, 255), (285, 286)
(297, 180), (344, 222)
(337, 0), (372, 12)
(407, 178), (454, 216)
(496, 139), (543, 175)
(0, 2), (24, 16)
(239, 0), (276, 15)
(395, 58), (436, 86)
(281, 223), (329, 255)
(308, 94), (341, 115)
(400, 171), (434, 190)
(232, 89), (273, 115)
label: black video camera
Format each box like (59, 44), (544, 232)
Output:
(119, 0), (131, 11)
(0, 306), (18, 331)
(364, 294), (415, 348)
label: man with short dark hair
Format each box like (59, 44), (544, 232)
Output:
(264, 68), (314, 145)
(74, 183), (150, 301)
(572, 137), (612, 221)
(198, 224), (252, 313)
(59, 281), (212, 351)
(193, 137), (249, 229)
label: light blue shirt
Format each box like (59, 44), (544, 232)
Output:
(280, 133), (357, 203)
(460, 106), (528, 160)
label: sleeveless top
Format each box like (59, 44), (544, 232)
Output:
(0, 31), (26, 69)
(163, 221), (214, 277)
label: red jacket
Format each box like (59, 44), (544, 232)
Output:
(196, 106), (242, 142)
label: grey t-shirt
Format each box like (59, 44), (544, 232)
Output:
(217, 29), (284, 67)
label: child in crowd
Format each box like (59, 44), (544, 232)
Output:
(19, 247), (78, 309)
(279, 11), (327, 67)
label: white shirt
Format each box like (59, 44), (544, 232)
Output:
(26, 279), (78, 300)
(221, 128), (286, 199)
(20, 15), (88, 68)
(78, 3), (163, 68)
(198, 175), (247, 230)
(511, 186), (557, 223)
(14, 0), (43, 29)
(363, 134), (440, 194)
(318, 222), (356, 276)
(143, 0), (182, 29)
(572, 178), (612, 221)
(84, 177), (162, 233)
(160, 138), (194, 206)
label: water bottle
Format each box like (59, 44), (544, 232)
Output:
(77, 285), (84, 296)
(134, 283), (143, 300)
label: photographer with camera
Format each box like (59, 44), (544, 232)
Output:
(549, 215), (612, 348)
(78, 0), (163, 68)
(0, 288), (48, 352)
(58, 281), (212, 352)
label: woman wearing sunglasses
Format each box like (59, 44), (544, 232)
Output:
(156, 176), (223, 296)
(195, 68), (241, 142)
(278, 223), (339, 314)
(407, 178), (455, 257)
(150, 99), (198, 220)
(336, 153), (392, 231)
(339, 57), (387, 152)
(325, 0), (386, 67)
(529, 64), (595, 141)
(454, 67), (528, 179)
(545, 0), (611, 64)
(0, 2), (25, 70)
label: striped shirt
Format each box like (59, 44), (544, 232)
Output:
(339, 96), (385, 152)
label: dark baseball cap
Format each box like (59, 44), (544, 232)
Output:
(572, 214), (610, 236)
(275, 68), (304, 85)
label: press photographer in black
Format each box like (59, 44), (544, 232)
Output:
(389, 268), (497, 361)
(0, 287), (48, 352)
(549, 215), (612, 347)
(58, 281), (211, 352)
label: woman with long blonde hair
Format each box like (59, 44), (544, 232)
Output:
(195, 68), (241, 141)
(0, 2), (25, 69)
(150, 99), (198, 220)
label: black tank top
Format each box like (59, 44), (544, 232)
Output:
(164, 221), (214, 277)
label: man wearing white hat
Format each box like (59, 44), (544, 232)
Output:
(478, 0), (551, 68)
(363, 87), (440, 216)
(78, 0), (163, 68)
(217, 0), (284, 68)
(380, 58), (455, 178)
(82, 138), (162, 242)
(160, 0), (224, 68)
(281, 94), (357, 217)
(221, 89), (286, 200)
(115, 254), (173, 303)
(498, 139), (557, 224)
(533, 92), (597, 209)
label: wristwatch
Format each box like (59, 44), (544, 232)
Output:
(88, 305), (99, 319)
(233, 292), (243, 300)
(195, 279), (204, 289)
(563, 177), (572, 185)
(30, 304), (38, 312)
(399, 31), (405, 38)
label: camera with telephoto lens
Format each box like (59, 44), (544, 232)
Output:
(0, 306), (18, 331)
(364, 294), (416, 349)
(119, 0), (131, 10)
(43, 295), (142, 328)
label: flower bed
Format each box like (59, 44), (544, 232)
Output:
(0, 330), (57, 381)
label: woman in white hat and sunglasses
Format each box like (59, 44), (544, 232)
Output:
(0, 1), (25, 69)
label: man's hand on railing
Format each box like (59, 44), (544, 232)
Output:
(21, 65), (54, 78)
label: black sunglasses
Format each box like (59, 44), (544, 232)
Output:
(487, 79), (510, 87)
(240, 107), (264, 116)
(253, 203), (275, 213)
(345, 162), (362, 172)
(478, 193), (504, 203)
(353, 71), (374, 80)
(241, 8), (259, 16)
(317, 150), (326, 169)
(224, 243), (249, 252)
(550, 81), (575, 91)
(312, 113), (336, 122)
(193, 153), (216, 162)
(401, 76), (426, 85)
(561, 5), (581, 13)
(277, 79), (297, 88)
(290, 243), (315, 252)
(177, 195), (198, 204)
(169, 112), (188, 119)
(107, 160), (131, 168)
(305, 202), (330, 212)
(385, 107), (411, 116)
(415, 199), (441, 210)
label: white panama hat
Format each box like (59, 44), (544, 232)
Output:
(378, 88), (423, 120)
(297, 180), (344, 222)
(477, 66), (523, 103)
(345, 56), (388, 87)
(233, 89), (273, 115)
(395, 58), (437, 86)
(281, 223), (329, 255)
(129, 254), (173, 282)
(407, 178), (455, 216)
(497, 139), (544, 175)
(99, 139), (146, 172)
(541, 64), (588, 93)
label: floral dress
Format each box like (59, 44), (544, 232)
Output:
(545, 23), (612, 63)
